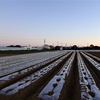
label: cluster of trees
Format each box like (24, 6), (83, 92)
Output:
(54, 44), (100, 50)
(7, 45), (21, 48)
(7, 44), (100, 50)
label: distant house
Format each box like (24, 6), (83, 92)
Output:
(43, 44), (51, 50)
(24, 45), (32, 50)
(31, 46), (43, 50)
(31, 47), (38, 50)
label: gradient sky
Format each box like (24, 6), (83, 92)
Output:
(0, 0), (100, 47)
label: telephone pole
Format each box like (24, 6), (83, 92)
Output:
(44, 39), (46, 45)
(57, 41), (59, 46)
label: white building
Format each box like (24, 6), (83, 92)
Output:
(43, 44), (51, 49)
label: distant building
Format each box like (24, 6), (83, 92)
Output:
(43, 44), (51, 50)
(60, 46), (63, 50)
(24, 45), (32, 50)
(31, 46), (43, 50)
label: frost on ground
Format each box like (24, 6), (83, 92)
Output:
(77, 53), (100, 100)
(81, 52), (100, 71)
(85, 52), (100, 61)
(0, 51), (67, 77)
(38, 52), (75, 100)
(0, 52), (65, 84)
(0, 52), (71, 95)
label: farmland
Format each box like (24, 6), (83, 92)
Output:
(0, 50), (100, 100)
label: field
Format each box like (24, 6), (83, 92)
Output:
(0, 50), (100, 100)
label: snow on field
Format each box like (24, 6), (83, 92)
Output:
(77, 53), (100, 100)
(38, 52), (75, 100)
(81, 52), (100, 71)
(0, 52), (71, 95)
(0, 51), (68, 77)
(0, 52), (66, 84)
(0, 51), (64, 67)
(84, 52), (100, 61)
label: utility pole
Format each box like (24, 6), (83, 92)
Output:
(61, 43), (62, 46)
(87, 43), (88, 47)
(65, 43), (67, 47)
(57, 41), (59, 46)
(44, 39), (46, 45)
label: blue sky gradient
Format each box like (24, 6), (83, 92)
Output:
(0, 0), (100, 46)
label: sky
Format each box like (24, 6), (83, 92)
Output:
(0, 0), (100, 47)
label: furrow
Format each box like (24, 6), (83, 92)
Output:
(0, 52), (72, 100)
(78, 52), (100, 100)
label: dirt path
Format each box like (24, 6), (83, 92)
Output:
(58, 52), (81, 100)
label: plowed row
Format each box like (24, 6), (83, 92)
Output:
(0, 51), (100, 100)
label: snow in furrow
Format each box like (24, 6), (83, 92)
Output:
(38, 52), (75, 100)
(85, 52), (100, 62)
(81, 52), (100, 71)
(0, 53), (65, 84)
(77, 52), (100, 100)
(0, 52), (71, 95)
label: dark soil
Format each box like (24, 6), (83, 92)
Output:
(58, 52), (81, 100)
(0, 53), (68, 90)
(0, 54), (17, 57)
(0, 53), (72, 100)
(87, 52), (100, 58)
(85, 52), (100, 63)
(0, 51), (100, 100)
(80, 52), (100, 89)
